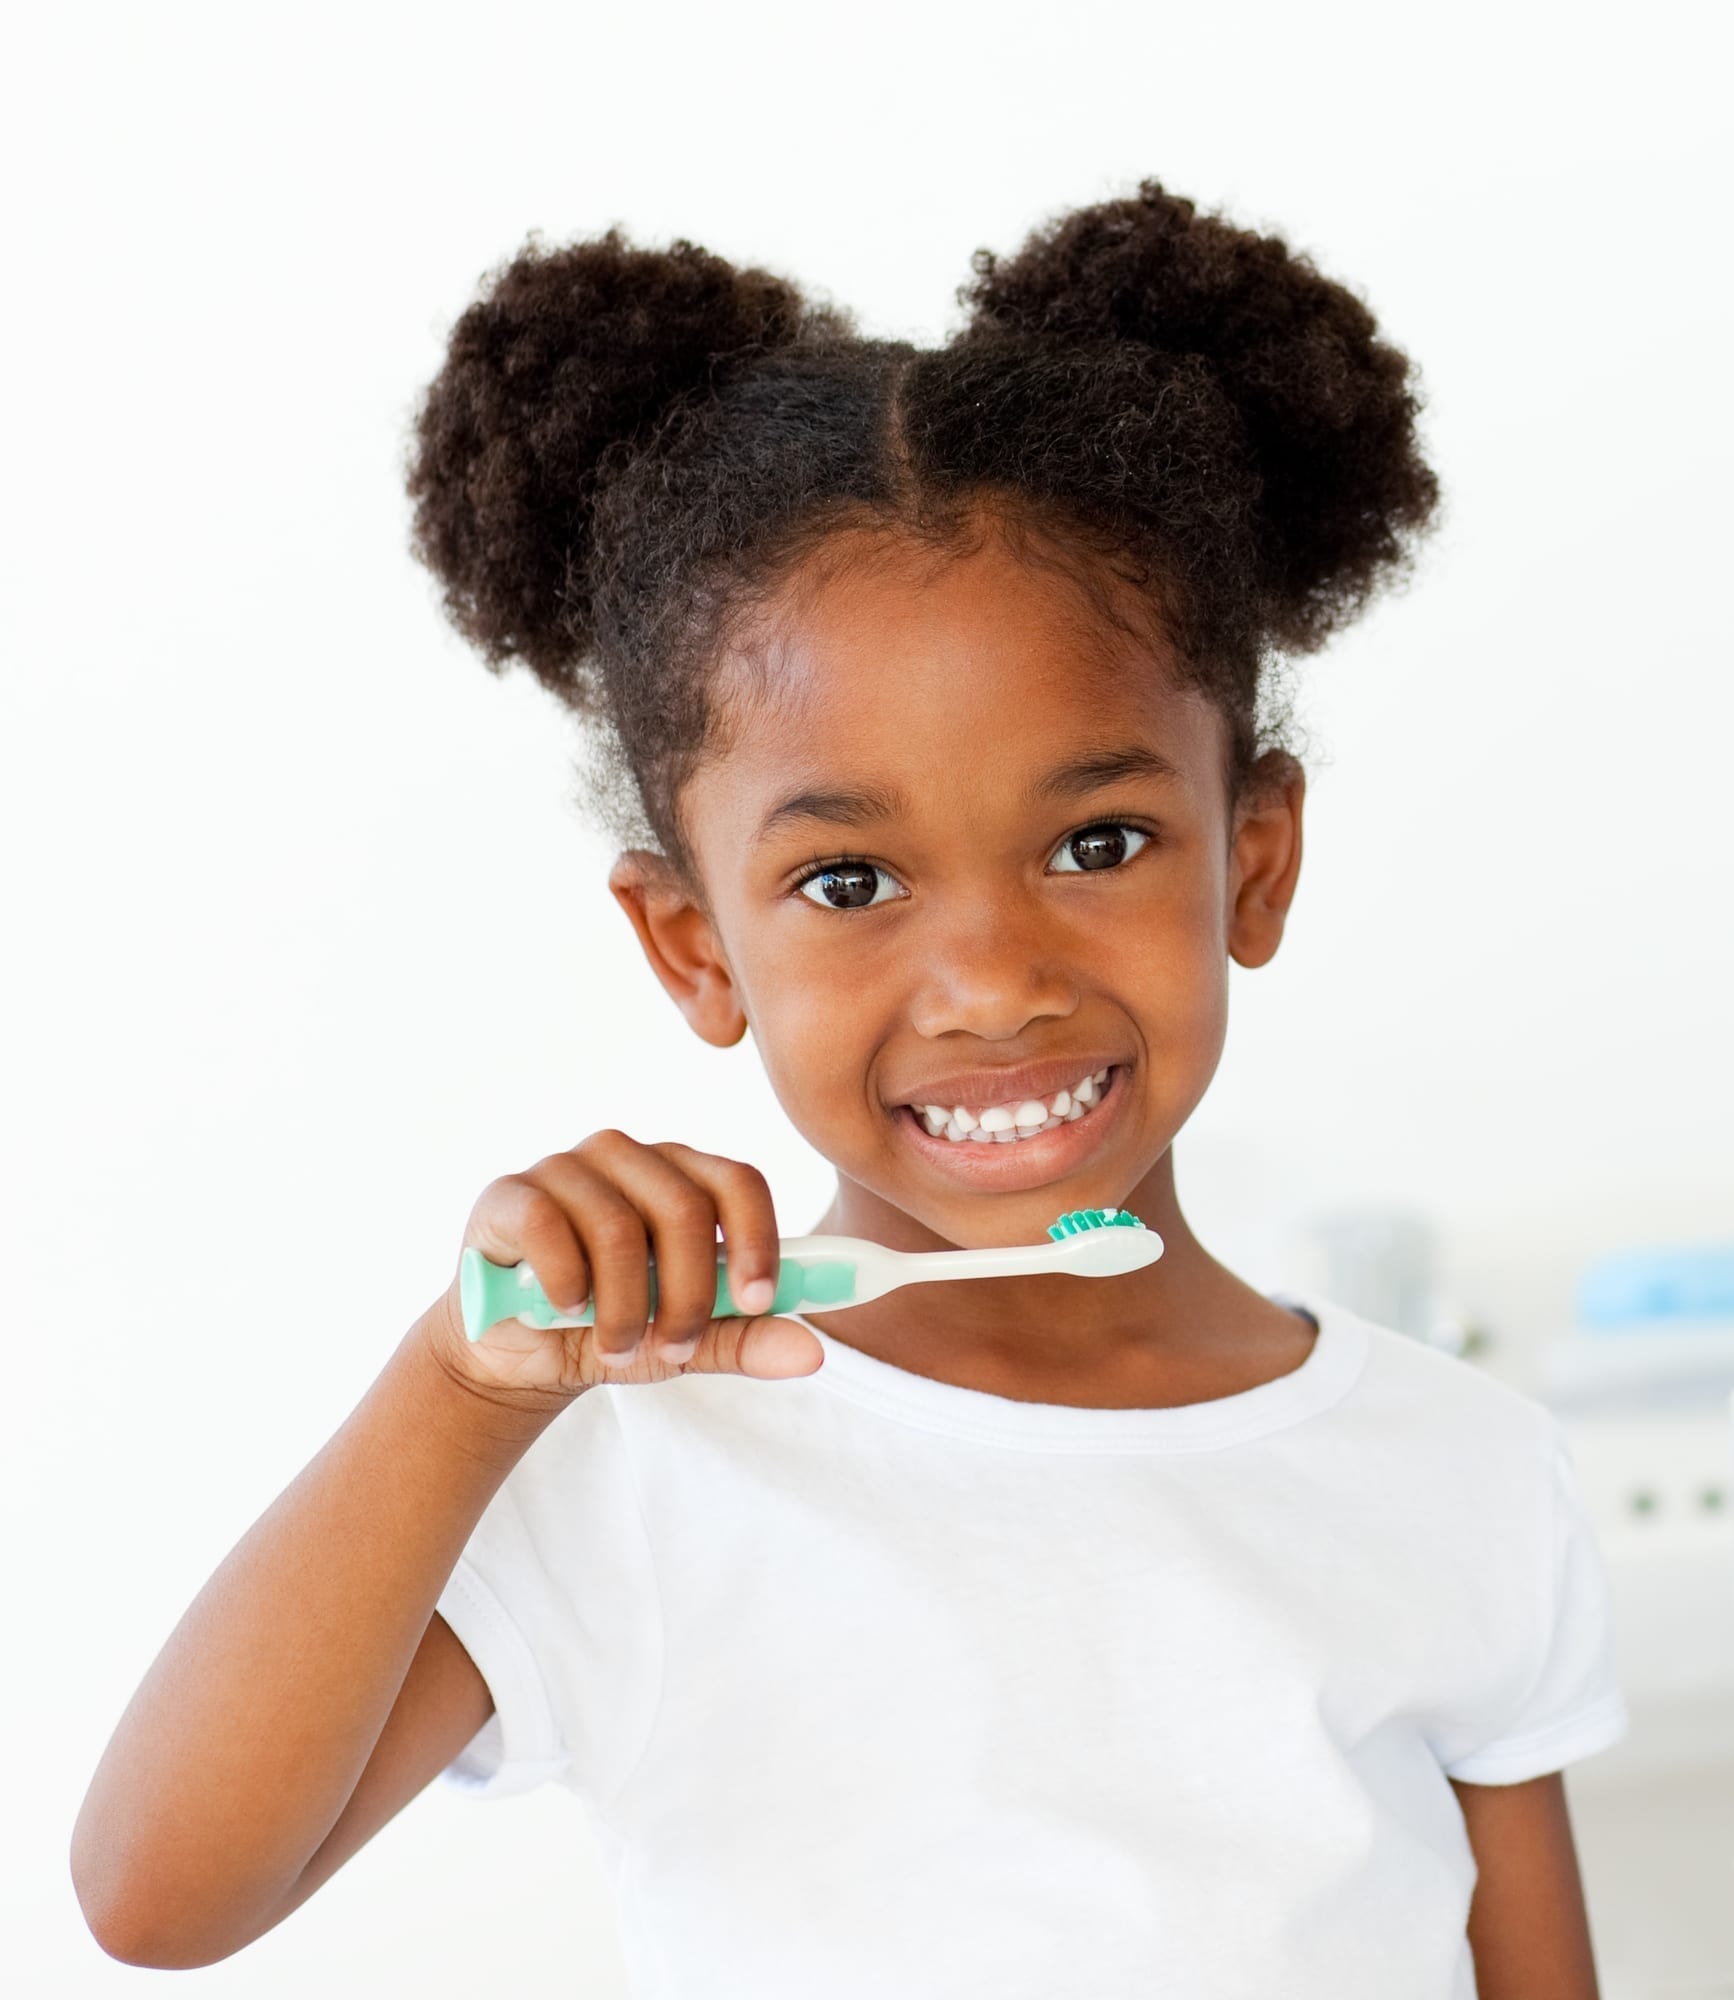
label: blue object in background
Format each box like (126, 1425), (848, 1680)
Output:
(1577, 1245), (1734, 1330)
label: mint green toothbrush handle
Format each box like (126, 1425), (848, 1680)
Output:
(459, 1246), (857, 1342)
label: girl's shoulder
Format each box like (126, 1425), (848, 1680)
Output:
(1317, 1293), (1568, 1475)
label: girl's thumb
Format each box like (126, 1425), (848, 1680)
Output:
(710, 1313), (826, 1380)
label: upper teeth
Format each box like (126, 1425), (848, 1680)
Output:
(915, 1069), (1110, 1144)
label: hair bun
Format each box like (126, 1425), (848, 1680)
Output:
(405, 228), (838, 693)
(958, 178), (1439, 650)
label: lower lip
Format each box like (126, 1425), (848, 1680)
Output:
(891, 1067), (1128, 1190)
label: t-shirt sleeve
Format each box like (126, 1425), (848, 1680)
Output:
(1440, 1413), (1629, 1785)
(433, 1384), (664, 1808)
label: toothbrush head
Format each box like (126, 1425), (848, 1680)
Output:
(1047, 1206), (1146, 1239)
(1043, 1207), (1164, 1275)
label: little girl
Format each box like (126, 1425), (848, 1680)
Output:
(73, 179), (1628, 1998)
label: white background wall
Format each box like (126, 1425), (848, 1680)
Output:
(6, 0), (1726, 1992)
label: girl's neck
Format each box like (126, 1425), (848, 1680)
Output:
(804, 1152), (1311, 1401)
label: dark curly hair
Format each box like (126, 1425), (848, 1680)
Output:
(403, 179), (1440, 878)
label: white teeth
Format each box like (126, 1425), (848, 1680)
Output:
(909, 1066), (1116, 1145)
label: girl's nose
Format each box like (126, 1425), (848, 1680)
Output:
(904, 903), (1080, 1042)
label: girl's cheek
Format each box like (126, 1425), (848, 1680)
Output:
(751, 990), (872, 1110)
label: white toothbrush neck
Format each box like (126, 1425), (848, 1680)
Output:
(803, 1236), (1100, 1306)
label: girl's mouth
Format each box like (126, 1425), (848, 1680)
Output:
(891, 1064), (1128, 1189)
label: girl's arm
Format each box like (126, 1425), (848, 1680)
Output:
(1451, 1773), (1602, 1999)
(69, 1305), (565, 1968)
(71, 1131), (808, 1969)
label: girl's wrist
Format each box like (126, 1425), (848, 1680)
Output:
(403, 1295), (579, 1468)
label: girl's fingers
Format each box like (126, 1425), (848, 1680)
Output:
(525, 1149), (651, 1361)
(535, 1137), (720, 1362)
(653, 1145), (781, 1319)
(468, 1174), (592, 1324)
(482, 1136), (812, 1384)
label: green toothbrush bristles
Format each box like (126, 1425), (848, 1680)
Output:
(1046, 1206), (1146, 1241)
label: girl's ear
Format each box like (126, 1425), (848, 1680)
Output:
(608, 850), (748, 1048)
(1226, 753), (1305, 970)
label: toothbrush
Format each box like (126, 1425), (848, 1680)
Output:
(460, 1208), (1164, 1342)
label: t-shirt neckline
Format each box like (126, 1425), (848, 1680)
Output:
(786, 1293), (1369, 1452)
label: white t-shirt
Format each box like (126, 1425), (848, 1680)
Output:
(433, 1292), (1627, 1999)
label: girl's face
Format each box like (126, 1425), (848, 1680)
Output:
(614, 520), (1304, 1256)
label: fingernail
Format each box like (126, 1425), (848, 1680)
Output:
(600, 1342), (640, 1369)
(738, 1275), (775, 1314)
(663, 1338), (699, 1363)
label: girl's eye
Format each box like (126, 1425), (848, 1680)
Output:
(795, 861), (906, 911)
(1048, 822), (1151, 873)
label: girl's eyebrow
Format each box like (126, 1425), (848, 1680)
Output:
(1033, 744), (1184, 797)
(755, 781), (909, 842)
(754, 745), (1183, 842)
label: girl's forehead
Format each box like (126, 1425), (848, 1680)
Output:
(716, 527), (1200, 760)
(684, 531), (1227, 860)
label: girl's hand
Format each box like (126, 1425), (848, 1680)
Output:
(423, 1131), (824, 1402)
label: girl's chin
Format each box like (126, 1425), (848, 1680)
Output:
(887, 1062), (1134, 1197)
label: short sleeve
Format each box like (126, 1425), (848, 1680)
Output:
(434, 1384), (664, 1807)
(1441, 1414), (1630, 1785)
